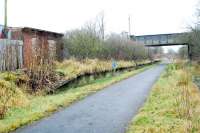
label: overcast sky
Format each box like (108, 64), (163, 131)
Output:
(0, 0), (199, 51)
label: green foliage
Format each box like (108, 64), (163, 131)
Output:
(164, 64), (177, 77)
(3, 73), (17, 82)
(64, 29), (103, 59)
(165, 62), (185, 77)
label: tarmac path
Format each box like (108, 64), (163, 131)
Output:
(14, 64), (166, 133)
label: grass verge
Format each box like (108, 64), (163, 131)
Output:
(0, 64), (154, 133)
(127, 63), (200, 133)
(55, 59), (150, 80)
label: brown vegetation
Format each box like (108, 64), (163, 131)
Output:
(127, 62), (200, 133)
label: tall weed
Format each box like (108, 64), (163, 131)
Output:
(0, 80), (28, 119)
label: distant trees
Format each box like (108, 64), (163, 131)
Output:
(181, 8), (200, 61)
(64, 30), (149, 61)
(168, 48), (176, 55)
(63, 13), (156, 62)
(178, 46), (188, 59)
(104, 34), (148, 61)
(152, 47), (164, 56)
(188, 29), (200, 60)
(164, 48), (177, 61)
(180, 30), (200, 60)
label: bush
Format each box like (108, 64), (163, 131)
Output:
(64, 31), (149, 62)
(64, 30), (103, 59)
(25, 59), (60, 93)
(0, 80), (28, 119)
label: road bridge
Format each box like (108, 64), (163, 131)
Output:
(130, 33), (187, 47)
(130, 33), (191, 58)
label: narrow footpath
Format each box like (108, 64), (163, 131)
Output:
(14, 64), (166, 133)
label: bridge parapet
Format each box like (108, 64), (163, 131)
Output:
(131, 33), (186, 46)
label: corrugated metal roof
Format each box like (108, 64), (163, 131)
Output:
(22, 27), (64, 36)
(0, 25), (64, 37)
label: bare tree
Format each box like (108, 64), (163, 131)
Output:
(181, 7), (200, 61)
(96, 11), (105, 40)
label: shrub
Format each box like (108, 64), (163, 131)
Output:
(3, 72), (17, 82)
(0, 80), (28, 119)
(64, 30), (150, 62)
(25, 59), (60, 93)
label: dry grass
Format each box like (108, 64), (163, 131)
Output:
(55, 58), (150, 80)
(0, 64), (153, 133)
(0, 58), (139, 120)
(0, 58), (152, 132)
(127, 63), (200, 133)
(0, 79), (28, 119)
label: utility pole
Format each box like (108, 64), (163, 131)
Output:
(3, 0), (8, 39)
(4, 0), (7, 28)
(128, 15), (131, 36)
